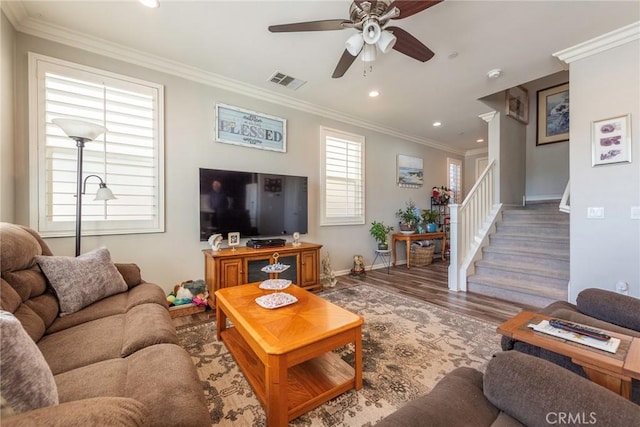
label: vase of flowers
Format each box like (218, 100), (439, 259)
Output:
(432, 186), (454, 205)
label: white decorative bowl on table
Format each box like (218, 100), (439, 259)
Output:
(255, 292), (298, 309)
(261, 263), (290, 274)
(400, 230), (415, 235)
(259, 279), (292, 290)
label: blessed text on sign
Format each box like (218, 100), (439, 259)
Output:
(215, 103), (287, 152)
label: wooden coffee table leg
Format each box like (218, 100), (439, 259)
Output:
(265, 354), (288, 427)
(216, 304), (226, 341)
(354, 326), (363, 390)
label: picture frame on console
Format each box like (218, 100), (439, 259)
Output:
(591, 114), (632, 166)
(227, 232), (240, 248)
(537, 83), (570, 145)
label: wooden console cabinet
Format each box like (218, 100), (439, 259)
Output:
(203, 242), (322, 308)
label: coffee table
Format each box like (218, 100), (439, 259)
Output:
(215, 283), (363, 426)
(498, 311), (640, 399)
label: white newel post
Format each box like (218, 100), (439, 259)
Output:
(448, 204), (460, 291)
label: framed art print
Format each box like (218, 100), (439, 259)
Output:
(215, 103), (286, 152)
(506, 86), (529, 124)
(537, 83), (569, 145)
(592, 114), (631, 166)
(397, 155), (423, 188)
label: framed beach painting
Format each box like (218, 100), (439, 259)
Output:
(397, 155), (423, 188)
(537, 83), (569, 145)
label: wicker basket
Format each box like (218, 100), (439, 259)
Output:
(410, 245), (435, 266)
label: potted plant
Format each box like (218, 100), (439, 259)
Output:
(369, 221), (394, 250)
(422, 209), (440, 232)
(396, 200), (421, 233)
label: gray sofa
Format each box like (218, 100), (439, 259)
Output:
(0, 222), (210, 426)
(376, 350), (640, 427)
(501, 288), (640, 403)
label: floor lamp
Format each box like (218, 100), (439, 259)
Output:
(52, 119), (116, 256)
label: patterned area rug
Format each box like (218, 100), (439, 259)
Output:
(177, 284), (502, 426)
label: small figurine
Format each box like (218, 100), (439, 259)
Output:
(349, 254), (366, 278)
(208, 234), (223, 252)
(321, 252), (337, 288)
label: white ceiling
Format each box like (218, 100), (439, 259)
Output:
(5, 1), (640, 153)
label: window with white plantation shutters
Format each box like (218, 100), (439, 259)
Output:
(320, 127), (365, 226)
(29, 53), (164, 236)
(447, 157), (463, 204)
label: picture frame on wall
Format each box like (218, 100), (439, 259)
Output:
(537, 83), (570, 145)
(505, 86), (529, 124)
(397, 155), (423, 188)
(592, 114), (632, 167)
(215, 103), (287, 152)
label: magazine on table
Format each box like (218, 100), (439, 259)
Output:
(528, 320), (620, 354)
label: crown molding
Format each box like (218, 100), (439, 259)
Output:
(554, 21), (640, 64)
(478, 111), (496, 123)
(1, 1), (28, 26)
(465, 147), (488, 157)
(7, 9), (465, 156)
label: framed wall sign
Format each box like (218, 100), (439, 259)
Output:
(397, 155), (423, 188)
(215, 103), (287, 152)
(537, 83), (569, 145)
(505, 85), (529, 124)
(592, 114), (632, 166)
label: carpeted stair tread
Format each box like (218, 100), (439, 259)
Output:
(467, 274), (567, 300)
(489, 233), (570, 244)
(482, 246), (569, 261)
(474, 259), (569, 281)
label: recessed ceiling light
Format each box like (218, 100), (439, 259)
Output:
(369, 90), (379, 97)
(476, 138), (485, 143)
(433, 122), (442, 127)
(139, 0), (159, 8)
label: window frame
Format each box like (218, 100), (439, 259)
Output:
(28, 52), (165, 237)
(447, 157), (463, 204)
(319, 126), (365, 226)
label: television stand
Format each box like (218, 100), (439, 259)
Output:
(203, 242), (322, 308)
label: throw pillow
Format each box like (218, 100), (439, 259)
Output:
(0, 311), (59, 413)
(35, 247), (127, 317)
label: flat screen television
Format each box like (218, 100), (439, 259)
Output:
(199, 168), (308, 241)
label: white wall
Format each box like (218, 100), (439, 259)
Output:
(9, 31), (462, 293)
(569, 40), (640, 300)
(1, 12), (15, 222)
(524, 71), (569, 201)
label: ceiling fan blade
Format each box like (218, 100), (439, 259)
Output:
(268, 19), (350, 33)
(387, 1), (443, 19)
(332, 50), (358, 78)
(386, 26), (434, 62)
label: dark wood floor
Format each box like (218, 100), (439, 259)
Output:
(172, 259), (537, 327)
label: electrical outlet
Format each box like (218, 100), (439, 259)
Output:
(631, 206), (640, 220)
(587, 207), (604, 219)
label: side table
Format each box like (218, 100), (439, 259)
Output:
(372, 249), (391, 274)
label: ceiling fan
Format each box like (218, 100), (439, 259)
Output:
(268, 0), (443, 78)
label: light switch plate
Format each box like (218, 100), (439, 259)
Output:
(631, 206), (640, 220)
(587, 207), (604, 219)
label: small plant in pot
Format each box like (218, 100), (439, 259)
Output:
(396, 200), (422, 233)
(369, 221), (394, 250)
(422, 209), (440, 233)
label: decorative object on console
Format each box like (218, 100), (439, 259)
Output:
(227, 232), (240, 251)
(591, 114), (631, 166)
(396, 154), (423, 188)
(53, 119), (116, 256)
(537, 83), (569, 145)
(431, 186), (453, 205)
(396, 200), (421, 232)
(215, 103), (286, 153)
(421, 209), (439, 233)
(369, 221), (394, 250)
(292, 231), (301, 246)
(207, 234), (223, 252)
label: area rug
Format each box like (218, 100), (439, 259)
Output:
(177, 285), (502, 426)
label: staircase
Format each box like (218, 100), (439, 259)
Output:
(467, 202), (569, 307)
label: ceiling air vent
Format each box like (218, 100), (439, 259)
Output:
(268, 72), (306, 91)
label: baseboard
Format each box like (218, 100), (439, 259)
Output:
(525, 194), (563, 202)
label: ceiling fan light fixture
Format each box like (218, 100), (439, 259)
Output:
(362, 19), (381, 45)
(377, 30), (396, 54)
(360, 44), (377, 62)
(345, 33), (365, 56)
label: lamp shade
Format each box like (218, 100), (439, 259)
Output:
(360, 44), (377, 62)
(345, 33), (364, 56)
(362, 19), (381, 45)
(53, 119), (106, 142)
(94, 184), (116, 201)
(377, 30), (397, 54)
